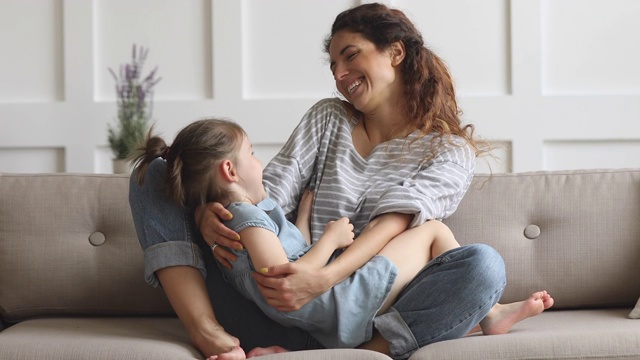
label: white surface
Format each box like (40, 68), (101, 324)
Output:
(0, 0), (639, 173)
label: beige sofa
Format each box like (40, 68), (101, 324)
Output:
(1, 169), (639, 360)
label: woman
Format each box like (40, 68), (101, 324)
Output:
(129, 3), (551, 360)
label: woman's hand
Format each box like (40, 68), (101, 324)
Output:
(195, 202), (243, 269)
(252, 262), (331, 312)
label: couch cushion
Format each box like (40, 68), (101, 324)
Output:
(0, 317), (391, 360)
(444, 169), (640, 309)
(410, 309), (640, 360)
(630, 297), (640, 319)
(0, 317), (198, 359)
(0, 173), (173, 321)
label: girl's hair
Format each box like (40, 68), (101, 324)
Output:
(323, 2), (488, 156)
(132, 119), (246, 208)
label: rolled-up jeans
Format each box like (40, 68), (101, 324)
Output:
(129, 158), (506, 359)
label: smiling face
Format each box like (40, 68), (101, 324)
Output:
(328, 30), (404, 114)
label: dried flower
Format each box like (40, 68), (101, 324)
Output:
(108, 44), (161, 159)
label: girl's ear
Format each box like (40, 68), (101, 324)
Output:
(219, 159), (237, 183)
(390, 41), (406, 66)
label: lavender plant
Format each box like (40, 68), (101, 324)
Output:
(108, 44), (161, 159)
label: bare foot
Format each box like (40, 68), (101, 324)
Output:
(192, 323), (242, 359)
(246, 345), (289, 358)
(480, 290), (554, 335)
(205, 346), (246, 360)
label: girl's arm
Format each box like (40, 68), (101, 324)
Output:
(321, 212), (412, 287)
(242, 218), (352, 272)
(253, 212), (412, 311)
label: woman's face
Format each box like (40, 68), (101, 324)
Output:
(328, 30), (402, 113)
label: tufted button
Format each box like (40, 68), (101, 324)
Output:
(88, 231), (106, 246)
(523, 225), (540, 239)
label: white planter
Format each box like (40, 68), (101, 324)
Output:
(112, 159), (132, 174)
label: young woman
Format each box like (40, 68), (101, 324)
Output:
(129, 3), (552, 360)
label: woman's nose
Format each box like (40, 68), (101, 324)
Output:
(333, 62), (348, 80)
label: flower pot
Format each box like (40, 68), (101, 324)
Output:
(112, 159), (132, 174)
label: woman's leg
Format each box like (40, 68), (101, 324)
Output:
(374, 221), (459, 315)
(370, 240), (506, 359)
(129, 158), (320, 356)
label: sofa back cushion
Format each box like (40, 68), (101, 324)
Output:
(444, 168), (640, 309)
(0, 173), (173, 322)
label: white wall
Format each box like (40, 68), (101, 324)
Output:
(1, 0), (639, 174)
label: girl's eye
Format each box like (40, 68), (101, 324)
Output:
(347, 52), (358, 60)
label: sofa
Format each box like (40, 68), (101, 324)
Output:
(1, 169), (639, 360)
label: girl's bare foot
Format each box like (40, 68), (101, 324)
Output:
(206, 346), (246, 360)
(480, 290), (554, 335)
(246, 345), (289, 358)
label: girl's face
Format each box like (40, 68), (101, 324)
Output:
(328, 30), (402, 113)
(234, 135), (266, 204)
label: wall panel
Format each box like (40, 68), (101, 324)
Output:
(0, 0), (639, 175)
(0, 0), (63, 102)
(94, 0), (213, 101)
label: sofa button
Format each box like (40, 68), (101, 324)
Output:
(89, 231), (106, 246)
(523, 225), (540, 239)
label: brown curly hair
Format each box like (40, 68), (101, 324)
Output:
(324, 2), (487, 156)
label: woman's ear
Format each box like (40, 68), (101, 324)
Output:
(218, 159), (237, 183)
(390, 41), (406, 66)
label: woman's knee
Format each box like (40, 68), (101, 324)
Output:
(462, 244), (506, 290)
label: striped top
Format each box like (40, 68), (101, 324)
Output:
(263, 98), (476, 243)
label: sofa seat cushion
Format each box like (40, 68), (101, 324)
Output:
(0, 317), (392, 360)
(0, 317), (199, 359)
(410, 309), (639, 360)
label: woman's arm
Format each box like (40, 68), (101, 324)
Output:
(294, 190), (314, 245)
(195, 202), (243, 269)
(253, 212), (411, 311)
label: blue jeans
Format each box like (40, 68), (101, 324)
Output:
(129, 158), (506, 359)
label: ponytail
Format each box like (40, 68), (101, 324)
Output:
(131, 119), (245, 208)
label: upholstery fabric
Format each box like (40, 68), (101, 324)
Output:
(630, 297), (640, 318)
(0, 174), (173, 321)
(411, 309), (639, 360)
(1, 170), (640, 360)
(444, 169), (640, 308)
(0, 318), (390, 360)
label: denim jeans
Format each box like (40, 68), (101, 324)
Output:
(129, 158), (506, 359)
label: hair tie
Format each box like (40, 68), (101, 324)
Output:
(161, 146), (171, 160)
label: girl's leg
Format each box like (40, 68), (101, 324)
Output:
(362, 222), (507, 359)
(374, 221), (459, 315)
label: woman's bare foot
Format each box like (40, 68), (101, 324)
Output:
(479, 290), (554, 335)
(246, 345), (289, 358)
(192, 323), (243, 359)
(205, 346), (246, 360)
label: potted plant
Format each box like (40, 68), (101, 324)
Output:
(108, 44), (161, 173)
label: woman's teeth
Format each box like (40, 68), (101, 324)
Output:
(348, 80), (362, 94)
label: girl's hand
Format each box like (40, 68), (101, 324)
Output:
(195, 202), (243, 269)
(252, 262), (331, 312)
(323, 217), (354, 249)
